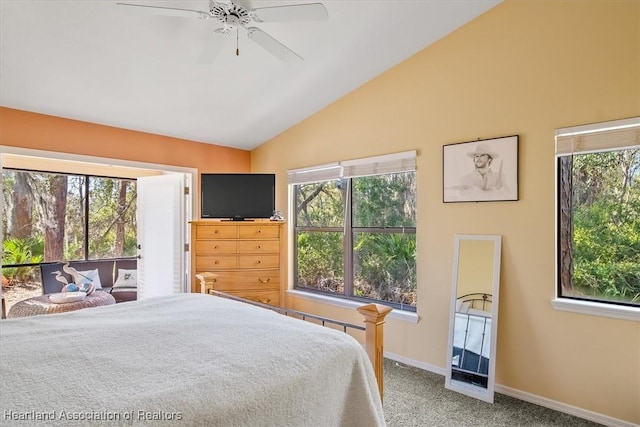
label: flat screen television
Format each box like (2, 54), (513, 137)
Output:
(201, 173), (275, 221)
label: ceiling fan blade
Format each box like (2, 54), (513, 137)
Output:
(116, 3), (210, 19)
(246, 27), (302, 62)
(252, 3), (328, 23)
(233, 0), (253, 10)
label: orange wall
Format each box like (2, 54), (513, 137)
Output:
(0, 107), (250, 173)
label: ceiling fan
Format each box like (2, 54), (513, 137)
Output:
(116, 0), (329, 62)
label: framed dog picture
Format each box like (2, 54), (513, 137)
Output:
(443, 135), (519, 203)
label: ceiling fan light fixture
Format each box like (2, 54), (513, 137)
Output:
(210, 1), (251, 27)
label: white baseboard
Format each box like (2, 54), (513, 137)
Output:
(384, 351), (447, 376)
(495, 384), (639, 427)
(384, 352), (638, 427)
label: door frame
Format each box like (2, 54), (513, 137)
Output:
(0, 145), (197, 291)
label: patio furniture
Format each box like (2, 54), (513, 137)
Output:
(7, 291), (116, 318)
(40, 259), (137, 303)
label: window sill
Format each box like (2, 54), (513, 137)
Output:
(551, 298), (639, 322)
(287, 290), (419, 323)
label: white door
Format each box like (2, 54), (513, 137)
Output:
(137, 173), (187, 299)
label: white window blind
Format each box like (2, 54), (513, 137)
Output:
(287, 163), (341, 185)
(555, 117), (640, 156)
(288, 151), (417, 184)
(341, 150), (416, 178)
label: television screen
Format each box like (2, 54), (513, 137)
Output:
(201, 173), (275, 220)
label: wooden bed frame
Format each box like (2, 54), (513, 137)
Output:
(196, 273), (392, 400)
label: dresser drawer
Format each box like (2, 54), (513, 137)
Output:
(207, 270), (280, 289)
(197, 225), (237, 239)
(238, 254), (279, 269)
(237, 240), (280, 254)
(238, 225), (279, 239)
(196, 255), (237, 270)
(195, 240), (237, 254)
(218, 289), (280, 307)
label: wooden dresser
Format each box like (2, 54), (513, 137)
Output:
(190, 221), (285, 307)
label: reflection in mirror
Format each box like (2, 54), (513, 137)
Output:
(445, 234), (502, 403)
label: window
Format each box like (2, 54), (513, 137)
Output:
(290, 152), (417, 311)
(2, 168), (137, 284)
(556, 117), (640, 310)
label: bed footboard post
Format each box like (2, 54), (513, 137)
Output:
(195, 272), (218, 295)
(357, 304), (392, 401)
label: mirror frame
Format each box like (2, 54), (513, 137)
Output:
(444, 234), (502, 403)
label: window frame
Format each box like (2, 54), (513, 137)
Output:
(2, 167), (138, 266)
(553, 117), (640, 321)
(289, 151), (417, 312)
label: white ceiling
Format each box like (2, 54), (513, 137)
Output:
(0, 0), (501, 150)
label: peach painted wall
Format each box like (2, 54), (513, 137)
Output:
(252, 0), (640, 424)
(0, 107), (250, 174)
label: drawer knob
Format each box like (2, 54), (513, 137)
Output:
(257, 260), (262, 264)
(214, 260), (219, 265)
(258, 277), (271, 284)
(257, 245), (262, 249)
(258, 230), (262, 234)
(214, 245), (219, 249)
(214, 230), (219, 234)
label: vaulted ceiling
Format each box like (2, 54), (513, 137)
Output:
(0, 0), (501, 150)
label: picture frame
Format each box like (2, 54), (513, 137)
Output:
(443, 135), (519, 203)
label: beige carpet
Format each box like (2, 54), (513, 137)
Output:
(383, 359), (604, 427)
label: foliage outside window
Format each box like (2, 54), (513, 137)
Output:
(291, 152), (417, 311)
(556, 118), (640, 308)
(2, 169), (137, 286)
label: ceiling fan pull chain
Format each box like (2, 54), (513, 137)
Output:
(236, 28), (239, 56)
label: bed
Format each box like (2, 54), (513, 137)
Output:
(0, 293), (387, 426)
(451, 293), (492, 388)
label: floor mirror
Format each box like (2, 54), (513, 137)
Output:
(445, 234), (502, 403)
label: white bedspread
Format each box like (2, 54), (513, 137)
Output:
(0, 293), (385, 427)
